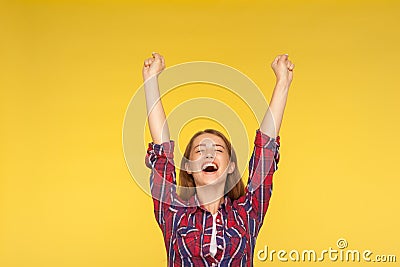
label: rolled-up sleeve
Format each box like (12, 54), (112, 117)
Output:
(253, 129), (280, 173)
(236, 129), (281, 237)
(145, 140), (175, 176)
(145, 140), (177, 227)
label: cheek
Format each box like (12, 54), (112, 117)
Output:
(218, 154), (231, 166)
(190, 153), (201, 160)
(187, 154), (203, 171)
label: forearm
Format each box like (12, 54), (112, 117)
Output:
(144, 76), (170, 144)
(260, 80), (290, 138)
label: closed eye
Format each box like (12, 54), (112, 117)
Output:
(196, 149), (222, 153)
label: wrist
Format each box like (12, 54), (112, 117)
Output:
(275, 79), (291, 90)
(143, 74), (158, 83)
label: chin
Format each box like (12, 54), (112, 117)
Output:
(196, 172), (226, 186)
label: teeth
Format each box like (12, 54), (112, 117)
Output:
(202, 162), (217, 170)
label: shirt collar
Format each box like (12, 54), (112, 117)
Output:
(186, 193), (229, 215)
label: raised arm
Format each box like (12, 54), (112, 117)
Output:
(142, 52), (170, 144)
(237, 54), (294, 232)
(143, 53), (180, 227)
(260, 54), (295, 138)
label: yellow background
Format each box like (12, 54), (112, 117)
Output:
(1, 0), (399, 266)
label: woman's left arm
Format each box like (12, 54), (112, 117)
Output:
(237, 55), (294, 233)
(260, 54), (294, 138)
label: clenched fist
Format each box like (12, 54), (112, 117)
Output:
(271, 54), (295, 86)
(142, 52), (166, 81)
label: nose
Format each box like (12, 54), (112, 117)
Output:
(205, 153), (214, 159)
(201, 139), (216, 159)
(204, 148), (216, 159)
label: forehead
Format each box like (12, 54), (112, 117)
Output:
(192, 133), (226, 147)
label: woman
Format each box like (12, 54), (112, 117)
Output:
(143, 52), (294, 266)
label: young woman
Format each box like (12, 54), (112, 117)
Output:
(143, 52), (294, 266)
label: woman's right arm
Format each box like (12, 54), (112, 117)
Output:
(143, 53), (179, 227)
(143, 52), (170, 144)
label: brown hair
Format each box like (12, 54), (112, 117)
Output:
(178, 129), (245, 201)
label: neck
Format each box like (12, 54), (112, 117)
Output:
(196, 183), (225, 215)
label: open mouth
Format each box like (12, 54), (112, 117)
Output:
(202, 162), (219, 173)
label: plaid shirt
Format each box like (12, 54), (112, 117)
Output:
(145, 129), (281, 267)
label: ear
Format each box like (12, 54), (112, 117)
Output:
(228, 162), (235, 174)
(185, 162), (192, 174)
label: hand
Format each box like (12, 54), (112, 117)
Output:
(271, 54), (295, 86)
(142, 52), (166, 81)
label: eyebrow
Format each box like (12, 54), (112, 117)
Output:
(193, 144), (225, 150)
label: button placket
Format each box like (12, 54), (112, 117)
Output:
(215, 211), (225, 256)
